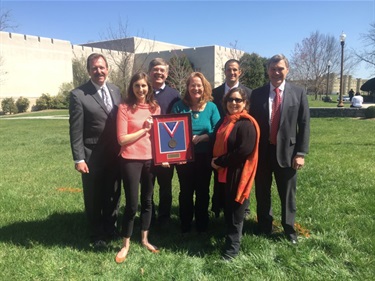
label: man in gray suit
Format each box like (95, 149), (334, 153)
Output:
(69, 53), (121, 248)
(249, 54), (310, 244)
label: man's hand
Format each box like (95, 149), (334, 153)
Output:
(75, 162), (89, 174)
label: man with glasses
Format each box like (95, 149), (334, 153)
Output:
(148, 58), (181, 226)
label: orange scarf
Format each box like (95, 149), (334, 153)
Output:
(213, 110), (260, 204)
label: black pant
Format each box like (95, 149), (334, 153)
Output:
(176, 153), (212, 233)
(151, 165), (174, 221)
(120, 159), (154, 238)
(82, 160), (121, 242)
(255, 144), (297, 238)
(223, 194), (249, 258)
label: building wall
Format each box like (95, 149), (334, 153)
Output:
(327, 73), (368, 95)
(1, 31), (368, 112)
(0, 32), (73, 99)
(81, 36), (188, 54)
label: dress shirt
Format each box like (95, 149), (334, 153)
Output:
(154, 83), (166, 95)
(225, 82), (240, 95)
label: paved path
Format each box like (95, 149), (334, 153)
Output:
(1, 105), (374, 120)
(361, 103), (375, 108)
(0, 115), (69, 120)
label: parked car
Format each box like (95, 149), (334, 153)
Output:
(337, 96), (350, 102)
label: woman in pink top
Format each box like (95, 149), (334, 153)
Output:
(115, 72), (160, 264)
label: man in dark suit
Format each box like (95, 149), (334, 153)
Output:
(69, 53), (122, 248)
(148, 58), (181, 226)
(211, 59), (252, 218)
(249, 54), (310, 244)
(212, 59), (252, 118)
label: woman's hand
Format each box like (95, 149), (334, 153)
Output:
(192, 134), (209, 145)
(161, 162), (170, 168)
(143, 116), (153, 132)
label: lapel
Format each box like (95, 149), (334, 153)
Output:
(219, 83), (226, 99)
(280, 81), (291, 126)
(107, 83), (121, 106)
(264, 84), (271, 117)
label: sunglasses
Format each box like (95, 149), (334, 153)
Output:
(227, 98), (244, 103)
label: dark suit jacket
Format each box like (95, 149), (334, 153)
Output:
(212, 83), (252, 118)
(69, 80), (121, 167)
(249, 81), (310, 168)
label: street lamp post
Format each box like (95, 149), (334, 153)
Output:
(337, 32), (346, 107)
(326, 60), (331, 100)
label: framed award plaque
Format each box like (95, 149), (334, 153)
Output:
(151, 113), (194, 165)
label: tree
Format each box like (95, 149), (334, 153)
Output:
(103, 18), (156, 94)
(289, 31), (354, 100)
(0, 9), (17, 31)
(240, 53), (268, 89)
(229, 40), (245, 61)
(356, 22), (375, 76)
(53, 82), (74, 109)
(166, 54), (194, 95)
(15, 96), (30, 113)
(35, 93), (53, 111)
(1, 97), (17, 114)
(72, 54), (89, 88)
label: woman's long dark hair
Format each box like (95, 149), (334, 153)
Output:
(125, 72), (158, 112)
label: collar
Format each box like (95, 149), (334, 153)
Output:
(91, 80), (108, 92)
(225, 82), (239, 94)
(270, 81), (286, 93)
(154, 83), (166, 94)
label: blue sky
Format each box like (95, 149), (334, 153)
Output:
(1, 0), (375, 78)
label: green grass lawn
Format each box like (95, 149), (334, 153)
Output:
(0, 111), (374, 280)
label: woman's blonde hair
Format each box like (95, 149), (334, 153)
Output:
(182, 72), (213, 107)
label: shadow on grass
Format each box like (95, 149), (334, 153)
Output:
(145, 206), (259, 258)
(0, 211), (90, 250)
(0, 206), (260, 257)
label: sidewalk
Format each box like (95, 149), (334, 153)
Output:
(361, 103), (375, 108)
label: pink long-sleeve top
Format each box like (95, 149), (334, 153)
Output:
(117, 103), (160, 160)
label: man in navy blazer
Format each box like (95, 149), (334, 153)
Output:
(148, 58), (181, 226)
(249, 54), (310, 244)
(69, 53), (121, 247)
(212, 59), (252, 118)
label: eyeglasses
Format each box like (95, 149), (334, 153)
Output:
(227, 98), (244, 103)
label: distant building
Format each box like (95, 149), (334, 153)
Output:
(323, 73), (368, 95)
(0, 31), (369, 111)
(0, 31), (242, 110)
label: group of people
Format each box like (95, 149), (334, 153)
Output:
(69, 53), (310, 262)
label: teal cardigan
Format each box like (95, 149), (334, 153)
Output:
(171, 100), (220, 153)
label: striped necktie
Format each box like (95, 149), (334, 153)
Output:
(101, 87), (112, 111)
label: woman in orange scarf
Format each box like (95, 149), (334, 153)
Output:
(211, 87), (260, 260)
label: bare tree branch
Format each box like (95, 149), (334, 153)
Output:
(0, 9), (18, 31)
(354, 22), (375, 76)
(166, 53), (193, 94)
(290, 31), (355, 99)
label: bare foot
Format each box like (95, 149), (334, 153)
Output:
(115, 247), (128, 264)
(142, 242), (159, 253)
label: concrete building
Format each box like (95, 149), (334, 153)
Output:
(0, 30), (369, 111)
(325, 73), (368, 96)
(0, 31), (241, 111)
